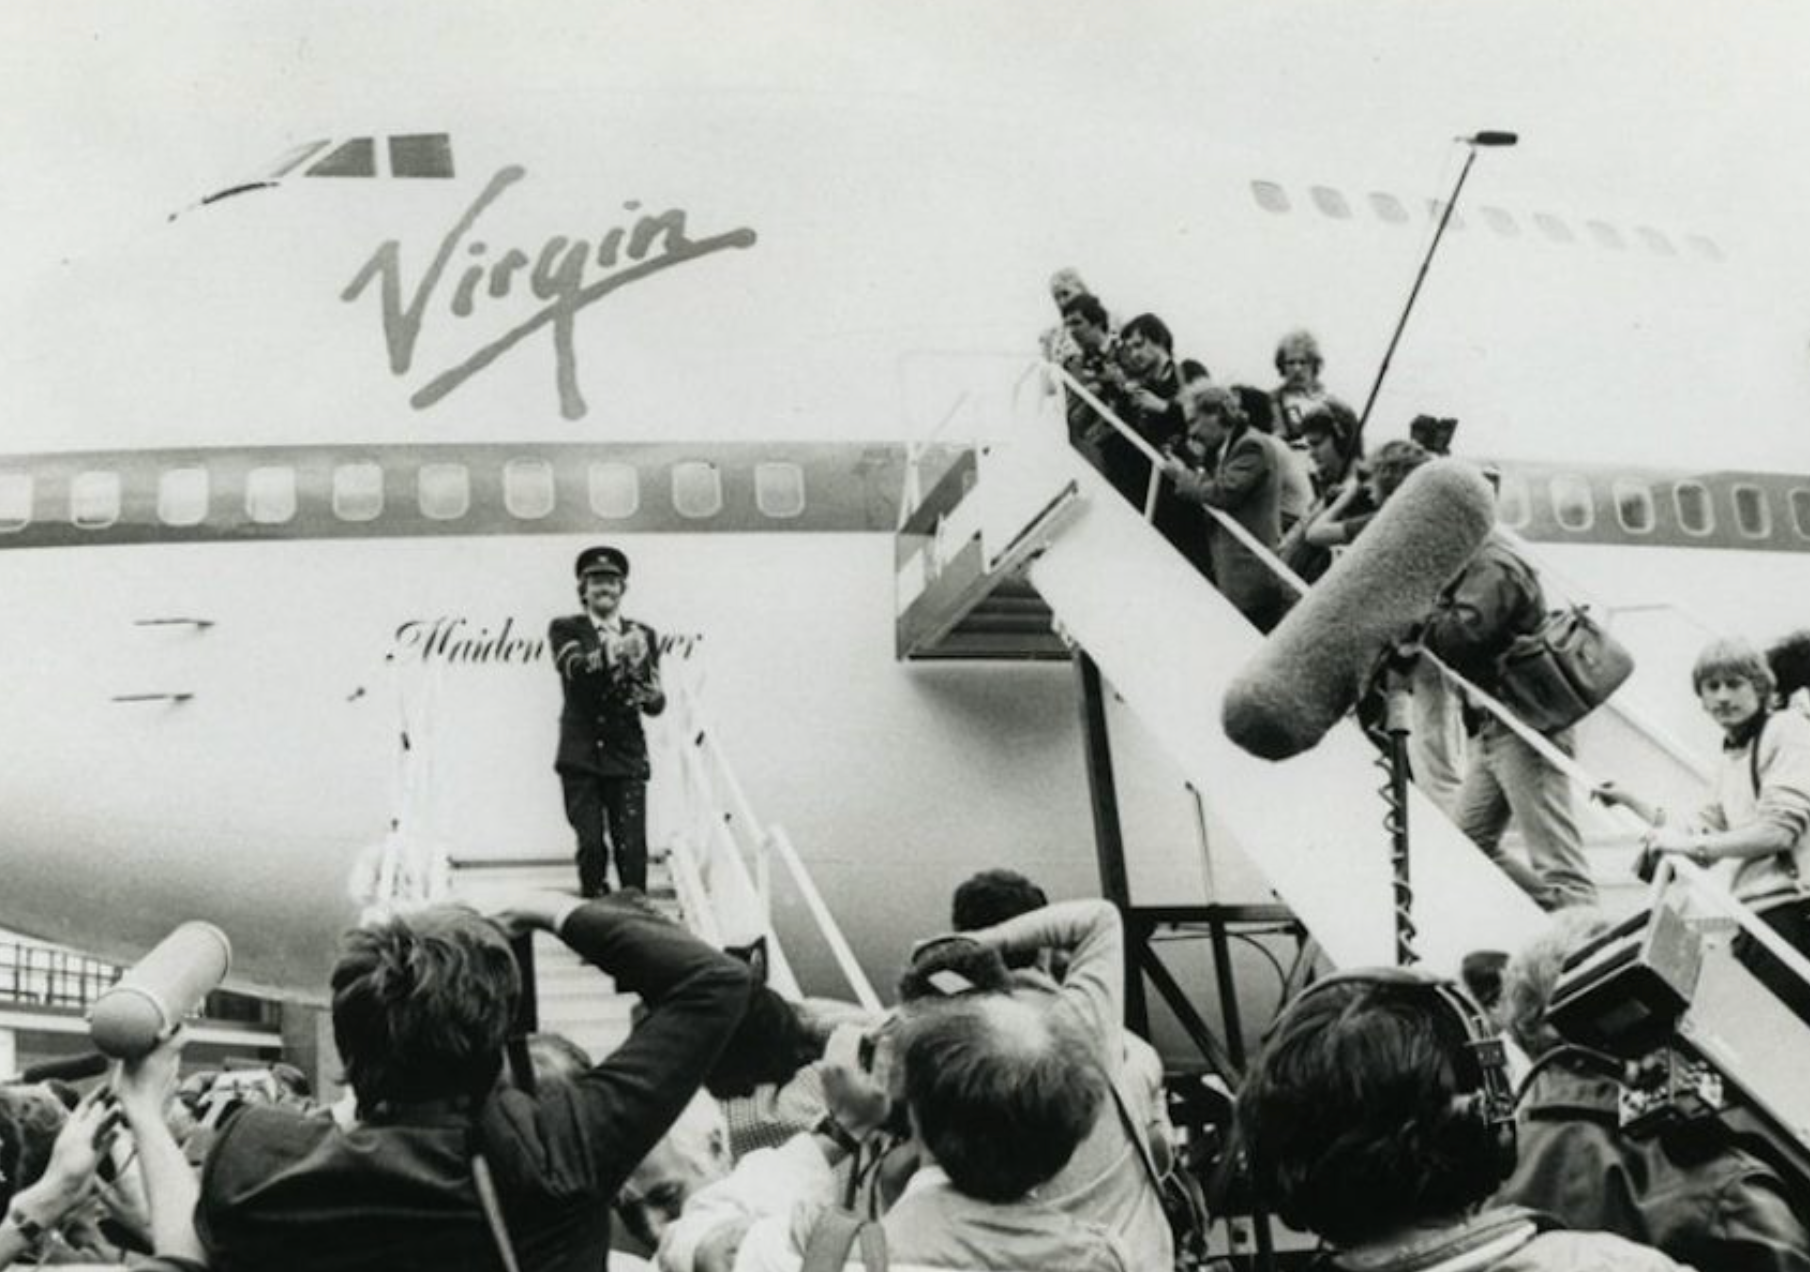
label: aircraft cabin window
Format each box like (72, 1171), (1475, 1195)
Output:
(1612, 479), (1654, 534)
(1533, 213), (1575, 245)
(1585, 221), (1626, 250)
(1551, 474), (1594, 531)
(308, 139), (376, 178)
(0, 471), (31, 532)
(245, 466), (297, 525)
(1368, 192), (1409, 224)
(157, 467), (210, 527)
(588, 462), (639, 519)
(418, 463), (470, 520)
(1480, 207), (1521, 237)
(1686, 234), (1726, 263)
(388, 134), (454, 179)
(1251, 181), (1290, 214)
(504, 459), (556, 520)
(70, 471), (120, 529)
(333, 462), (384, 522)
(1636, 226), (1676, 256)
(1673, 481), (1713, 535)
(1310, 186), (1352, 220)
(1733, 484), (1771, 539)
(672, 462), (723, 519)
(1426, 199), (1466, 230)
(1495, 473), (1531, 528)
(754, 462), (806, 519)
(1792, 488), (1810, 540)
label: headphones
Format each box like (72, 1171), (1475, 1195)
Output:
(1283, 966), (1518, 1187)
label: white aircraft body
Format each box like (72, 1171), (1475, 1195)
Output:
(0, 1), (1806, 1006)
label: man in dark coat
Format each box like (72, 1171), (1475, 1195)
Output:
(548, 546), (665, 896)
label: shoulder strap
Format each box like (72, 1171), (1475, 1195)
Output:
(1752, 710), (1769, 800)
(472, 1153), (523, 1272)
(1101, 1059), (1165, 1190)
(801, 1207), (887, 1272)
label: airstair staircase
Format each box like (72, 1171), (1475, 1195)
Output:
(894, 358), (1810, 1168)
(373, 653), (879, 1071)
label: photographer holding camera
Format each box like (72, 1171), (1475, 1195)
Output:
(193, 893), (750, 1272)
(660, 994), (1125, 1272)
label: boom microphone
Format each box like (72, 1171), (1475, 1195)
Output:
(1222, 459), (1496, 760)
(89, 921), (232, 1060)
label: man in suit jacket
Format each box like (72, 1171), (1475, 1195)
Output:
(549, 545), (666, 895)
(1160, 382), (1286, 632)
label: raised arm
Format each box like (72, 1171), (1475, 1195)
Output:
(488, 894), (752, 1194)
(964, 899), (1124, 1054)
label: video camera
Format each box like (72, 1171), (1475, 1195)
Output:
(1546, 883), (1810, 1190)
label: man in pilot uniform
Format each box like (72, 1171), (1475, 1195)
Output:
(549, 546), (665, 896)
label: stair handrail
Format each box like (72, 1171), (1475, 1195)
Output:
(661, 660), (882, 1011)
(1025, 358), (1654, 841)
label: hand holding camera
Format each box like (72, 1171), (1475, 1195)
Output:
(821, 1022), (894, 1140)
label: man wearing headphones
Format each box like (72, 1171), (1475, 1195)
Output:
(1236, 968), (1689, 1271)
(549, 546), (665, 896)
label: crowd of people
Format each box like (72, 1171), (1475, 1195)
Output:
(2, 858), (1804, 1271)
(1039, 265), (1810, 975)
(1039, 264), (1602, 915)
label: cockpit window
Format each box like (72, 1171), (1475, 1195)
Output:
(388, 134), (454, 178)
(266, 140), (331, 179)
(308, 139), (376, 178)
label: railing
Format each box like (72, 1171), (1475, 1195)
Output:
(655, 655), (882, 1012)
(1018, 359), (1698, 844)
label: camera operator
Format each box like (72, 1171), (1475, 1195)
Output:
(659, 994), (1125, 1272)
(1494, 911), (1810, 1271)
(1238, 968), (1689, 1271)
(194, 893), (750, 1272)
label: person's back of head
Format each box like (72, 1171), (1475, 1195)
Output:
(1232, 384), (1278, 434)
(899, 995), (1103, 1204)
(1498, 910), (1614, 1061)
(330, 905), (520, 1117)
(1367, 438), (1431, 504)
(1236, 971), (1515, 1248)
(952, 870), (1050, 972)
(952, 869), (1046, 928)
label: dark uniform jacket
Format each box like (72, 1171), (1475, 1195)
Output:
(196, 899), (752, 1272)
(548, 613), (664, 780)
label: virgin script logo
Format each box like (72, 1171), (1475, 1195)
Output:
(343, 166), (758, 420)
